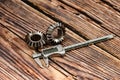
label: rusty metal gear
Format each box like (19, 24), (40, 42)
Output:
(46, 22), (66, 44)
(25, 31), (46, 49)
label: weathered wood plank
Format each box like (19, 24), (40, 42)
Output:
(0, 25), (68, 80)
(0, 4), (100, 79)
(0, 0), (75, 79)
(0, 0), (120, 79)
(1, 20), (117, 80)
(0, 65), (19, 80)
(101, 0), (120, 12)
(27, 0), (120, 59)
(2, 18), (120, 80)
(0, 56), (27, 80)
(59, 30), (120, 80)
(0, 12), (102, 79)
(0, 67), (13, 80)
(0, 39), (44, 80)
(59, 0), (120, 36)
(0, 1), (73, 78)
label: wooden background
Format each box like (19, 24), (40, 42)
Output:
(0, 0), (120, 80)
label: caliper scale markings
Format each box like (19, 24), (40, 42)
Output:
(33, 34), (114, 68)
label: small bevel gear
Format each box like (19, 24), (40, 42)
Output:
(46, 22), (66, 44)
(25, 31), (46, 49)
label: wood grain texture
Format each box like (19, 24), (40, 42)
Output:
(101, 0), (120, 12)
(0, 0), (120, 80)
(59, 0), (120, 36)
(0, 0), (71, 80)
(0, 24), (68, 80)
(28, 0), (120, 59)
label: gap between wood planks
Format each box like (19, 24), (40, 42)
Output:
(101, 0), (120, 13)
(0, 0), (120, 79)
(58, 0), (120, 36)
(0, 1), (88, 79)
(0, 17), (103, 79)
(22, 0), (120, 37)
(0, 17), (117, 79)
(21, 0), (120, 59)
(0, 1), (75, 80)
(0, 24), (74, 80)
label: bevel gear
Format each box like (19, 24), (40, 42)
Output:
(25, 31), (46, 49)
(46, 22), (66, 44)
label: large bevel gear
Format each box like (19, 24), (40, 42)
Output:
(46, 22), (66, 44)
(25, 31), (46, 49)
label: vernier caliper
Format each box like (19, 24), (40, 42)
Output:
(33, 34), (114, 68)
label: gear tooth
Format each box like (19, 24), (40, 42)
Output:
(49, 25), (56, 30)
(43, 41), (46, 45)
(31, 42), (33, 47)
(26, 39), (29, 44)
(28, 42), (32, 47)
(29, 32), (32, 35)
(61, 37), (64, 40)
(56, 22), (61, 26)
(25, 38), (27, 42)
(36, 42), (39, 48)
(36, 42), (39, 47)
(39, 31), (42, 35)
(30, 42), (32, 46)
(31, 31), (34, 34)
(46, 32), (51, 35)
(34, 42), (37, 48)
(38, 42), (41, 46)
(40, 41), (43, 48)
(47, 38), (52, 40)
(52, 24), (56, 28)
(46, 35), (51, 38)
(59, 22), (62, 26)
(46, 34), (51, 36)
(33, 43), (37, 48)
(47, 30), (52, 33)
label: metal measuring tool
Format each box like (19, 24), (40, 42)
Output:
(33, 34), (114, 68)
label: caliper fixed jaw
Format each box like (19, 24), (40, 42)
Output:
(33, 52), (49, 68)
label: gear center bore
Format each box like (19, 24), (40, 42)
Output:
(31, 34), (41, 41)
